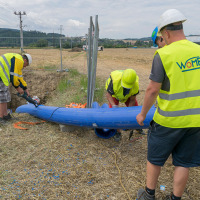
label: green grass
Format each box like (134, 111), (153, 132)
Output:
(94, 80), (105, 103)
(44, 65), (57, 70)
(69, 68), (80, 78)
(36, 65), (57, 70)
(54, 69), (106, 106)
(80, 76), (88, 89)
(57, 78), (71, 93)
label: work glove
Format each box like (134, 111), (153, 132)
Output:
(17, 92), (39, 107)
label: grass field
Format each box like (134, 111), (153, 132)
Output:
(0, 48), (199, 200)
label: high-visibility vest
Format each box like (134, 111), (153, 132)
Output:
(105, 70), (139, 103)
(0, 53), (24, 86)
(153, 39), (200, 128)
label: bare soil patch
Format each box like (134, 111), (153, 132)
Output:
(0, 48), (199, 200)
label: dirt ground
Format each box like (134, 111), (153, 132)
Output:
(0, 48), (199, 200)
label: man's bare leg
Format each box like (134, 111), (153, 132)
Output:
(173, 166), (189, 197)
(146, 161), (161, 189)
(0, 103), (7, 118)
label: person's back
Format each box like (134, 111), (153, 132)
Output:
(154, 21), (200, 128)
(136, 9), (200, 200)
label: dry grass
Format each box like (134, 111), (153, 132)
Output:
(0, 48), (199, 199)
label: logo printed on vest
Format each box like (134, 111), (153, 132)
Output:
(176, 56), (200, 72)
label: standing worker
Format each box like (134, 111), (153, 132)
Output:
(136, 9), (200, 200)
(105, 69), (144, 141)
(151, 26), (166, 48)
(0, 53), (32, 123)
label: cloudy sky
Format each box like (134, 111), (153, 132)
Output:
(0, 0), (199, 39)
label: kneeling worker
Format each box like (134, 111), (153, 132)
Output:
(0, 53), (32, 123)
(105, 69), (144, 141)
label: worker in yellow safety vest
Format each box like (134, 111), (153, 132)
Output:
(105, 69), (144, 141)
(136, 9), (200, 200)
(0, 53), (32, 123)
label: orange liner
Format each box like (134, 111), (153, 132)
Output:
(65, 102), (87, 108)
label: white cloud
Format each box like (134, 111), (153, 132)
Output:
(67, 19), (85, 27)
(0, 0), (199, 39)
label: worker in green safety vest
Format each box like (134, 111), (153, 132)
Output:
(105, 69), (144, 141)
(136, 9), (200, 200)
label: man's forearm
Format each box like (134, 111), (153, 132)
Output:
(141, 89), (158, 117)
(128, 96), (136, 107)
(106, 92), (115, 106)
(141, 81), (161, 117)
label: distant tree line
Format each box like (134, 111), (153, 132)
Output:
(0, 28), (64, 48)
(99, 39), (153, 48)
(0, 28), (154, 48)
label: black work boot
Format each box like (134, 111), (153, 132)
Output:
(137, 188), (155, 200)
(0, 117), (6, 124)
(3, 113), (12, 121)
(163, 193), (173, 200)
(136, 129), (146, 135)
(113, 131), (122, 142)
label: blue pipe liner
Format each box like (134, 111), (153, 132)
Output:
(16, 102), (156, 138)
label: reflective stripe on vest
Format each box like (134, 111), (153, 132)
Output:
(0, 55), (11, 84)
(2, 55), (11, 71)
(159, 89), (200, 100)
(157, 107), (200, 117)
(0, 61), (10, 83)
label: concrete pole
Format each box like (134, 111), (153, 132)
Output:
(14, 11), (26, 54)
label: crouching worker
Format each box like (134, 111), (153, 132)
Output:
(105, 69), (144, 141)
(0, 53), (32, 123)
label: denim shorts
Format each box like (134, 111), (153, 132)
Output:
(0, 81), (11, 103)
(147, 120), (200, 167)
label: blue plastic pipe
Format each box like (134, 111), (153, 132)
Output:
(16, 103), (156, 138)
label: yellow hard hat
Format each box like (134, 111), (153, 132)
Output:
(121, 69), (136, 89)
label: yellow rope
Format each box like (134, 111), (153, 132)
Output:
(112, 152), (132, 200)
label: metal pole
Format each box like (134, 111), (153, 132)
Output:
(87, 17), (94, 108)
(57, 26), (69, 72)
(59, 25), (63, 71)
(14, 11), (26, 54)
(91, 15), (99, 105)
(60, 37), (63, 71)
(19, 14), (23, 54)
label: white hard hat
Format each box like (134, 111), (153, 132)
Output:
(158, 9), (187, 33)
(24, 53), (32, 65)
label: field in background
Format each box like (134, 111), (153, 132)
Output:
(0, 48), (199, 200)
(0, 48), (155, 109)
